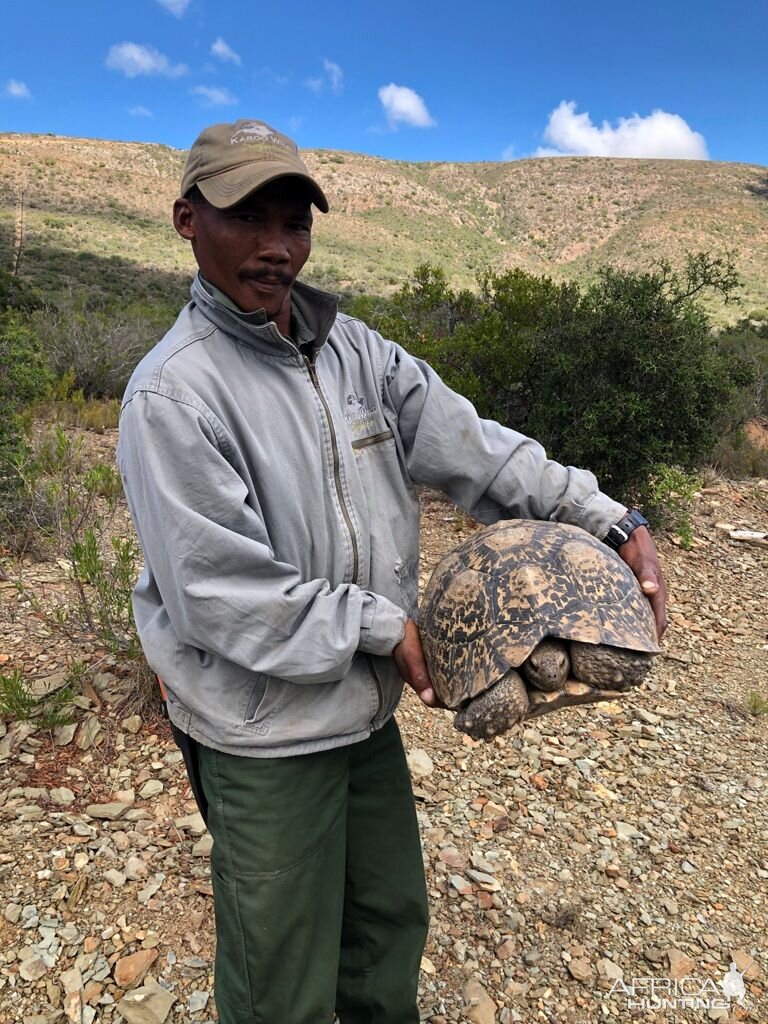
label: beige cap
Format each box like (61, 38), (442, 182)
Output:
(179, 119), (329, 212)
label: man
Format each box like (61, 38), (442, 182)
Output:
(118, 120), (667, 1024)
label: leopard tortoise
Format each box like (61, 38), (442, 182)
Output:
(420, 520), (661, 741)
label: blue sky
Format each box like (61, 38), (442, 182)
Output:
(2, 0), (766, 166)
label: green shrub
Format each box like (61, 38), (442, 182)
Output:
(31, 295), (153, 398)
(360, 253), (754, 506)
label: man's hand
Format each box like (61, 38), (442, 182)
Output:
(393, 619), (444, 707)
(618, 526), (668, 640)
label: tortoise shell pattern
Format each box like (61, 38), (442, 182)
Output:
(421, 520), (660, 708)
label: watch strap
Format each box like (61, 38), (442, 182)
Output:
(603, 509), (650, 550)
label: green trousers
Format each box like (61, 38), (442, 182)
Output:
(197, 718), (429, 1024)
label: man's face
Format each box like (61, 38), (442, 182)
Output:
(173, 178), (313, 321)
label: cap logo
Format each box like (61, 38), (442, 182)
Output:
(230, 122), (294, 151)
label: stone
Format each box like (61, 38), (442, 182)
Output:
(462, 979), (497, 1024)
(731, 948), (760, 980)
(122, 715), (143, 734)
(668, 948), (697, 979)
(567, 958), (593, 982)
(19, 955), (49, 981)
(124, 855), (149, 881)
(49, 786), (76, 805)
(192, 834), (213, 858)
(4, 902), (22, 923)
(597, 958), (623, 981)
(116, 983), (175, 1024)
(85, 801), (128, 821)
(187, 990), (210, 1013)
(174, 812), (207, 836)
(138, 779), (164, 799)
(105, 869), (126, 887)
(448, 874), (473, 896)
(406, 748), (434, 780)
(113, 948), (159, 989)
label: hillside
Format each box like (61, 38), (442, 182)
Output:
(1, 132), (767, 320)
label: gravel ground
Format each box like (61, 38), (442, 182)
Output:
(1, 443), (766, 1024)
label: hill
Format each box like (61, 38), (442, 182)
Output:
(1, 132), (767, 321)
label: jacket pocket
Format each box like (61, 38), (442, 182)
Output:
(242, 675), (292, 736)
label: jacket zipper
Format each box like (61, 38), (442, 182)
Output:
(351, 429), (394, 451)
(304, 356), (360, 583)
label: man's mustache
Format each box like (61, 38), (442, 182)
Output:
(242, 269), (293, 286)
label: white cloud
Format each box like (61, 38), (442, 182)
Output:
(305, 58), (343, 95)
(323, 58), (343, 95)
(129, 105), (153, 118)
(378, 83), (435, 129)
(192, 85), (238, 107)
(5, 79), (31, 100)
(156, 0), (191, 16)
(535, 100), (708, 159)
(211, 37), (241, 65)
(105, 43), (187, 79)
(501, 144), (515, 161)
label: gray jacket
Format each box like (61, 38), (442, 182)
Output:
(117, 274), (626, 757)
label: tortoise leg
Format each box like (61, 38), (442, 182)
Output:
(570, 641), (653, 690)
(520, 637), (570, 692)
(453, 669), (529, 741)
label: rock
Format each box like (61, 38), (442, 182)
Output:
(448, 874), (473, 896)
(122, 715), (143, 734)
(567, 958), (593, 982)
(614, 821), (646, 840)
(187, 990), (210, 1013)
(76, 715), (102, 750)
(49, 786), (76, 805)
(731, 948), (760, 980)
(597, 958), (623, 981)
(4, 902), (22, 923)
(174, 812), (207, 836)
(192, 834), (213, 858)
(117, 983), (175, 1024)
(462, 979), (497, 1024)
(105, 869), (126, 887)
(113, 948), (159, 989)
(668, 948), (697, 978)
(406, 748), (434, 780)
(53, 723), (78, 746)
(85, 801), (128, 820)
(19, 955), (49, 981)
(124, 855), (149, 881)
(138, 779), (164, 799)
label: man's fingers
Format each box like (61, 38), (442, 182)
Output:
(641, 578), (659, 594)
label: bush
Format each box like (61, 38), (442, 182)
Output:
(362, 253), (754, 507)
(0, 309), (53, 533)
(31, 295), (155, 399)
(525, 256), (751, 500)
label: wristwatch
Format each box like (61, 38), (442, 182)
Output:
(603, 509), (650, 550)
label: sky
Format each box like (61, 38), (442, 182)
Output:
(1, 0), (766, 166)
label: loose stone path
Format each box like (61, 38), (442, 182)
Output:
(1, 458), (766, 1023)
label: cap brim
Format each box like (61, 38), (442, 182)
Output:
(197, 164), (329, 213)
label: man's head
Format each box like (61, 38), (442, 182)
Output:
(173, 120), (328, 326)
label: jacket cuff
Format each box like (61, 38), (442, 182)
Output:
(577, 493), (629, 542)
(359, 595), (408, 655)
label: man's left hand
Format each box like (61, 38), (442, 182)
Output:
(618, 526), (668, 639)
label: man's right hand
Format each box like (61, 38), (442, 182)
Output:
(393, 619), (443, 707)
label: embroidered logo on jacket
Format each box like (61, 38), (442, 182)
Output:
(344, 392), (377, 433)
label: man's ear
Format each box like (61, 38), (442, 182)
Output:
(173, 198), (196, 240)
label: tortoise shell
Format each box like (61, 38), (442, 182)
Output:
(421, 519), (660, 709)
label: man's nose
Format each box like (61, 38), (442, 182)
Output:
(256, 225), (290, 263)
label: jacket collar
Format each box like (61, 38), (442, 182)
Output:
(190, 272), (339, 359)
